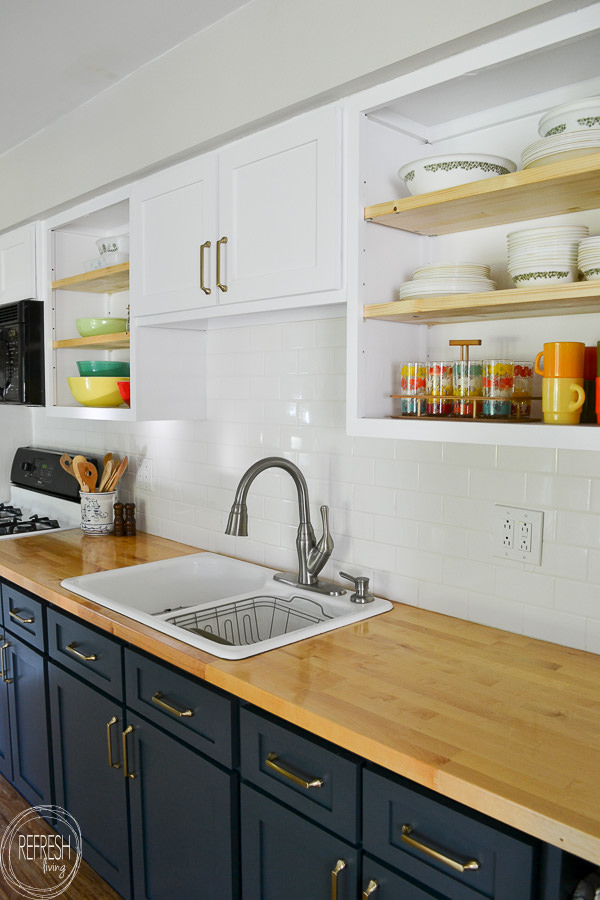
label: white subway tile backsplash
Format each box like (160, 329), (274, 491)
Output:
(497, 444), (556, 473)
(30, 315), (600, 656)
(526, 473), (591, 511)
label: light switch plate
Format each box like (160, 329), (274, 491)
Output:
(493, 504), (543, 565)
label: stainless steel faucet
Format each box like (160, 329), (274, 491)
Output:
(225, 457), (344, 596)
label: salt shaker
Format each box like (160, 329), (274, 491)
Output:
(124, 503), (136, 536)
(113, 502), (124, 537)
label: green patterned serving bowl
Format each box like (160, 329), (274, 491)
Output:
(398, 153), (516, 196)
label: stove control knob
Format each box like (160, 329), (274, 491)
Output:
(21, 462), (33, 472)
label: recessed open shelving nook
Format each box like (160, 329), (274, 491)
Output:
(346, 5), (600, 449)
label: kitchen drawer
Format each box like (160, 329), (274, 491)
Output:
(1, 582), (45, 651)
(47, 608), (123, 699)
(240, 706), (360, 843)
(124, 648), (236, 768)
(363, 767), (536, 900)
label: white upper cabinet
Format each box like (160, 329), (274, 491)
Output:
(131, 154), (217, 318)
(216, 106), (342, 306)
(131, 105), (344, 323)
(0, 223), (38, 304)
(344, 5), (600, 450)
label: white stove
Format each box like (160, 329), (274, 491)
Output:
(0, 447), (98, 540)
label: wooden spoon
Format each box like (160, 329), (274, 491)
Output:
(60, 453), (78, 481)
(105, 456), (128, 492)
(98, 459), (114, 492)
(75, 458), (98, 493)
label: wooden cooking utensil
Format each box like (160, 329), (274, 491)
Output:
(98, 459), (114, 492)
(105, 456), (128, 492)
(75, 458), (98, 493)
(59, 453), (79, 483)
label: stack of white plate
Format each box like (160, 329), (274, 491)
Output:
(507, 225), (589, 286)
(521, 130), (600, 169)
(577, 235), (600, 281)
(397, 263), (495, 300)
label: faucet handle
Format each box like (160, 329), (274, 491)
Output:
(339, 572), (374, 604)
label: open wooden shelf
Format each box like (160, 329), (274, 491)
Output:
(52, 262), (129, 293)
(364, 281), (600, 325)
(364, 153), (600, 235)
(52, 332), (130, 350)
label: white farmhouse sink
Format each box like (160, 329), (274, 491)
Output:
(61, 552), (392, 659)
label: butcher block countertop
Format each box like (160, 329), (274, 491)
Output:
(1, 529), (599, 866)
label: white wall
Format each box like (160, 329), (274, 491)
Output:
(32, 317), (600, 654)
(0, 0), (579, 231)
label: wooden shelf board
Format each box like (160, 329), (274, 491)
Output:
(364, 153), (600, 235)
(52, 262), (130, 293)
(53, 332), (130, 350)
(364, 282), (600, 324)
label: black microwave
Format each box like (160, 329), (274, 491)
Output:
(0, 299), (44, 405)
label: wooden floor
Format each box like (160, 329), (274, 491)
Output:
(0, 777), (122, 899)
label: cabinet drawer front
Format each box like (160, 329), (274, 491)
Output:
(240, 706), (360, 843)
(47, 609), (123, 699)
(1, 583), (44, 651)
(363, 768), (535, 900)
(124, 649), (234, 767)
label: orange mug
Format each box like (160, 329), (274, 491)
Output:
(542, 376), (585, 425)
(535, 342), (585, 378)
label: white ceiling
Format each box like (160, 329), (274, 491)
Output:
(0, 0), (252, 157)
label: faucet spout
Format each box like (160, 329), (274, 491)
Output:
(225, 457), (344, 597)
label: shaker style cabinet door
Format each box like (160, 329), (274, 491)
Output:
(127, 711), (238, 900)
(0, 224), (37, 305)
(130, 153), (218, 318)
(4, 635), (51, 807)
(241, 784), (358, 900)
(217, 105), (343, 305)
(48, 664), (131, 900)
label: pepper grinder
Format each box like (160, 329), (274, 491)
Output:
(124, 503), (136, 536)
(113, 502), (124, 537)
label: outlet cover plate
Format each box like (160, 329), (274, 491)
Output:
(493, 504), (543, 565)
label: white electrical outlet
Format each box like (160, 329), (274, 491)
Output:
(136, 458), (153, 490)
(493, 504), (543, 565)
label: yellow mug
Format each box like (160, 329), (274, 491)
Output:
(542, 376), (585, 425)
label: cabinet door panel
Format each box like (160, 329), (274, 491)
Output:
(0, 224), (37, 304)
(218, 106), (342, 304)
(6, 637), (51, 806)
(131, 154), (217, 317)
(48, 664), (130, 899)
(241, 784), (358, 900)
(128, 712), (237, 900)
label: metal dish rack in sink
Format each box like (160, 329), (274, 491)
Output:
(164, 594), (333, 647)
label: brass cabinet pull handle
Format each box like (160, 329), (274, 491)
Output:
(66, 642), (97, 662)
(0, 642), (12, 684)
(200, 240), (211, 295)
(265, 752), (324, 789)
(363, 880), (379, 899)
(331, 859), (346, 900)
(401, 825), (479, 872)
(106, 716), (121, 769)
(151, 691), (194, 718)
(9, 609), (34, 624)
(216, 235), (228, 292)
(122, 725), (136, 779)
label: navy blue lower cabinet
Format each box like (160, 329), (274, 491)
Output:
(127, 710), (238, 900)
(240, 783), (358, 900)
(3, 632), (51, 806)
(48, 662), (131, 900)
